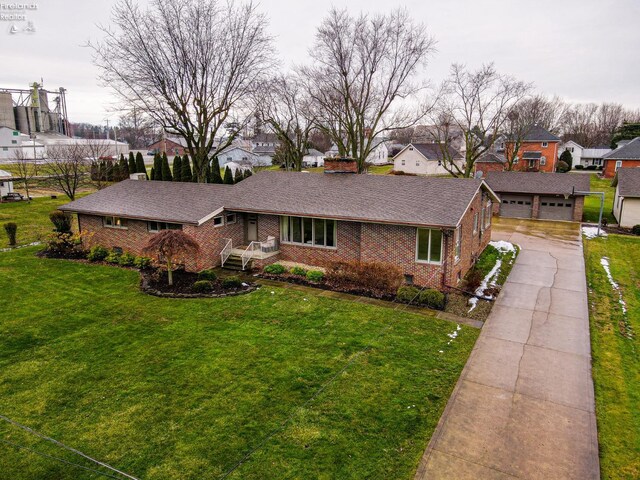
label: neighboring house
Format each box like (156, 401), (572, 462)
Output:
(485, 171), (590, 222)
(324, 144), (339, 158)
(0, 169), (14, 198)
(0, 126), (46, 160)
(218, 146), (261, 166)
(612, 167), (640, 228)
(393, 143), (463, 175)
(580, 148), (611, 168)
(474, 152), (507, 177)
(365, 137), (390, 165)
(252, 144), (276, 166)
(302, 149), (325, 168)
(602, 137), (640, 178)
(505, 125), (560, 173)
(147, 137), (189, 156)
(223, 161), (252, 176)
(250, 132), (280, 149)
(558, 140), (584, 168)
(59, 158), (499, 289)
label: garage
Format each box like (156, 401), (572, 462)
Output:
(499, 194), (533, 218)
(539, 196), (574, 221)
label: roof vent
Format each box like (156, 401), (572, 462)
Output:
(324, 157), (358, 174)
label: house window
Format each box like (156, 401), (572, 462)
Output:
(226, 157), (232, 162)
(485, 202), (492, 228)
(473, 213), (478, 235)
(11, 140), (17, 144)
(401, 159), (405, 166)
(513, 156), (519, 164)
(280, 216), (336, 248)
(528, 158), (536, 169)
(615, 160), (622, 171)
(416, 228), (443, 264)
(213, 216), (224, 227)
(570, 147), (574, 152)
(225, 213), (237, 224)
(454, 226), (461, 261)
(12, 131), (19, 136)
(416, 160), (420, 166)
(104, 216), (127, 229)
(540, 156), (546, 166)
(148, 221), (182, 232)
(542, 142), (548, 147)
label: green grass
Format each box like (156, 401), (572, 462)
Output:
(582, 174), (616, 223)
(0, 196), (79, 248)
(584, 234), (640, 479)
(0, 248), (478, 479)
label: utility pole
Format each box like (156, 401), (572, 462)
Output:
(574, 187), (605, 236)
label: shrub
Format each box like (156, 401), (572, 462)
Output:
(396, 285), (420, 303)
(586, 165), (597, 171)
(575, 164), (584, 170)
(44, 232), (86, 258)
(632, 225), (640, 236)
(198, 269), (218, 281)
(597, 165), (603, 171)
(192, 280), (214, 293)
(3, 222), (17, 246)
(325, 260), (403, 295)
(290, 266), (307, 276)
(419, 289), (446, 310)
(221, 276), (243, 289)
(134, 256), (152, 269)
(306, 270), (324, 282)
(118, 252), (136, 267)
(49, 210), (72, 233)
(105, 250), (122, 264)
(87, 245), (108, 262)
(264, 263), (286, 274)
(556, 160), (570, 173)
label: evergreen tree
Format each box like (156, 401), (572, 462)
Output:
(112, 161), (121, 182)
(223, 166), (234, 184)
(244, 168), (252, 179)
(150, 167), (155, 180)
(234, 167), (243, 183)
(135, 152), (147, 178)
(161, 153), (173, 181)
(559, 150), (573, 170)
(119, 154), (129, 179)
(205, 161), (213, 183)
(128, 152), (136, 175)
(211, 156), (223, 184)
(172, 156), (182, 182)
(152, 154), (163, 180)
(181, 155), (192, 182)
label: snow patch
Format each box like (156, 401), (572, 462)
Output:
(582, 226), (607, 239)
(0, 241), (41, 253)
(489, 240), (516, 253)
(446, 324), (462, 344)
(468, 259), (502, 312)
(600, 257), (627, 314)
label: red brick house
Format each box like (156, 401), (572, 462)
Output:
(147, 137), (188, 156)
(602, 137), (640, 178)
(60, 159), (499, 289)
(505, 125), (560, 173)
(474, 152), (507, 177)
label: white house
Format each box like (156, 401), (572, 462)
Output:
(0, 126), (46, 160)
(558, 140), (583, 168)
(302, 149), (325, 167)
(218, 146), (262, 166)
(365, 138), (390, 165)
(612, 167), (640, 228)
(0, 169), (14, 198)
(223, 161), (252, 177)
(393, 143), (463, 175)
(581, 148), (611, 168)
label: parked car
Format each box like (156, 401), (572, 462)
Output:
(1, 192), (25, 202)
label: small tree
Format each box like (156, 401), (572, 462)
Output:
(556, 160), (570, 173)
(12, 149), (37, 202)
(49, 210), (72, 233)
(210, 156), (223, 184)
(559, 149), (573, 170)
(3, 222), (17, 246)
(243, 169), (253, 180)
(181, 155), (192, 182)
(143, 230), (200, 286)
(118, 154), (130, 179)
(172, 155), (182, 181)
(161, 153), (173, 181)
(223, 166), (234, 184)
(234, 167), (243, 183)
(128, 151), (137, 175)
(135, 152), (147, 178)
(152, 154), (163, 180)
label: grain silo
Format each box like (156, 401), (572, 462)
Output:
(0, 92), (16, 129)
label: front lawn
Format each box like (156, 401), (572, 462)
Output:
(582, 173), (615, 224)
(584, 234), (640, 479)
(0, 248), (478, 479)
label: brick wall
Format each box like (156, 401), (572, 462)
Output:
(474, 161), (505, 177)
(603, 159), (640, 178)
(573, 196), (585, 222)
(506, 141), (559, 172)
(324, 158), (358, 173)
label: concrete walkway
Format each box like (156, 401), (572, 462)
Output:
(414, 218), (600, 480)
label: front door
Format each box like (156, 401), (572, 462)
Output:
(247, 215), (258, 242)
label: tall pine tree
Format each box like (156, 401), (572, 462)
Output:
(234, 167), (243, 183)
(181, 155), (192, 182)
(152, 154), (162, 180)
(135, 152), (147, 179)
(172, 156), (182, 182)
(243, 168), (252, 180)
(161, 153), (173, 181)
(119, 154), (129, 180)
(223, 166), (234, 184)
(128, 152), (136, 175)
(211, 156), (223, 184)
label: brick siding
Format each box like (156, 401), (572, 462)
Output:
(603, 159), (640, 178)
(506, 141), (559, 173)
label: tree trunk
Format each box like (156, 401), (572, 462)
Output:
(167, 259), (173, 286)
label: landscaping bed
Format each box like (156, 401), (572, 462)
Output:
(141, 268), (255, 298)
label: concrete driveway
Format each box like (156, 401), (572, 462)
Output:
(414, 218), (599, 480)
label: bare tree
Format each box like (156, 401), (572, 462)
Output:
(258, 75), (316, 171)
(117, 107), (156, 149)
(143, 230), (200, 286)
(90, 0), (275, 182)
(301, 8), (436, 173)
(45, 144), (90, 200)
(12, 150), (38, 202)
(429, 63), (531, 177)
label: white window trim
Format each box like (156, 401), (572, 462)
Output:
(540, 156), (546, 166)
(103, 216), (127, 230)
(280, 216), (337, 249)
(615, 160), (622, 170)
(415, 228), (443, 265)
(225, 213), (237, 225)
(473, 213), (478, 235)
(542, 142), (548, 147)
(454, 226), (462, 263)
(148, 221), (182, 233)
(213, 215), (224, 227)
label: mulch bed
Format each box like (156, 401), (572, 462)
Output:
(601, 225), (640, 237)
(141, 269), (256, 298)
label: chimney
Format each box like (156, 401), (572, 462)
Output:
(324, 157), (358, 174)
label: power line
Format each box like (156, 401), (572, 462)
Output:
(0, 438), (123, 479)
(0, 415), (139, 480)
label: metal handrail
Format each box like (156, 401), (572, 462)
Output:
(220, 238), (233, 267)
(241, 241), (261, 270)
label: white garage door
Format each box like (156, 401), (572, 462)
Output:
(499, 194), (533, 218)
(539, 196), (574, 221)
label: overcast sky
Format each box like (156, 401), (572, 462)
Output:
(3, 0), (639, 125)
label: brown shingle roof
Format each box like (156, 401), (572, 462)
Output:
(228, 171), (488, 228)
(484, 172), (590, 196)
(612, 167), (640, 197)
(603, 137), (640, 160)
(404, 143), (462, 161)
(59, 180), (234, 224)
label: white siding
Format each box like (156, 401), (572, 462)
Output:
(366, 142), (389, 165)
(393, 147), (461, 175)
(618, 196), (640, 228)
(0, 178), (13, 197)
